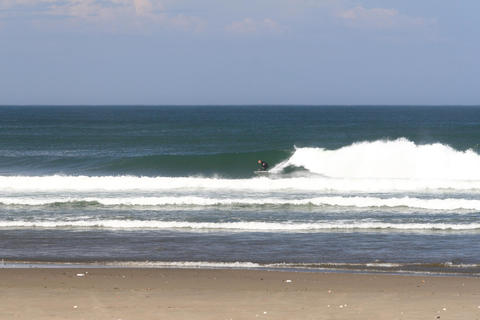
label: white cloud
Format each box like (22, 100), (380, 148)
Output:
(45, 0), (161, 19)
(0, 0), (66, 10)
(1, 0), (205, 33)
(337, 6), (433, 29)
(133, 0), (153, 16)
(339, 6), (397, 21)
(226, 18), (285, 34)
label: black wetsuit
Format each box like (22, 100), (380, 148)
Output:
(259, 161), (269, 171)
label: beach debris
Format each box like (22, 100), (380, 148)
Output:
(73, 306), (78, 309)
(328, 289), (332, 294)
(442, 307), (447, 311)
(327, 305), (330, 308)
(76, 273), (85, 277)
(284, 279), (292, 283)
(263, 311), (267, 314)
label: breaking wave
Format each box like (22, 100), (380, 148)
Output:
(273, 138), (480, 180)
(2, 138), (480, 194)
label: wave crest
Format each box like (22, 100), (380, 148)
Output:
(273, 138), (480, 180)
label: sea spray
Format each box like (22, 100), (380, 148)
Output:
(272, 138), (480, 180)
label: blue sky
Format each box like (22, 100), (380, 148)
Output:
(1, 0), (479, 105)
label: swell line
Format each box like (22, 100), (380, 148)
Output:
(1, 220), (479, 231)
(2, 196), (480, 211)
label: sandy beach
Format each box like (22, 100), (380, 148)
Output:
(1, 268), (479, 320)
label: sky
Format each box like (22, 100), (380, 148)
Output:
(0, 0), (479, 105)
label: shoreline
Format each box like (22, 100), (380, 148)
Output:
(2, 260), (480, 278)
(2, 268), (480, 319)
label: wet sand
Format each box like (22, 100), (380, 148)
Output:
(1, 268), (480, 319)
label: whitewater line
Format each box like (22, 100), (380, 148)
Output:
(2, 196), (480, 211)
(2, 175), (480, 193)
(0, 220), (479, 231)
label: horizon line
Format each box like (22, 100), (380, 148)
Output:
(1, 104), (480, 107)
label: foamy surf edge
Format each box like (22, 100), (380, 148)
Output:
(2, 260), (480, 275)
(1, 220), (480, 231)
(1, 175), (479, 193)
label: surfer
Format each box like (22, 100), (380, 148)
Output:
(257, 160), (269, 171)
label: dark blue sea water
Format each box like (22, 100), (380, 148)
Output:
(1, 105), (480, 274)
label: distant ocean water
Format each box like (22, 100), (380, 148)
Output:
(2, 105), (480, 274)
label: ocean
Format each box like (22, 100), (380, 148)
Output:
(1, 105), (480, 274)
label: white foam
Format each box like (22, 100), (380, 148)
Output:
(0, 219), (479, 231)
(273, 138), (480, 180)
(1, 174), (480, 194)
(109, 261), (263, 269)
(3, 260), (477, 274)
(2, 195), (480, 211)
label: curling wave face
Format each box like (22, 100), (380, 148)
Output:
(3, 138), (480, 194)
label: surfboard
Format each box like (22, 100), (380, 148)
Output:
(254, 170), (269, 175)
